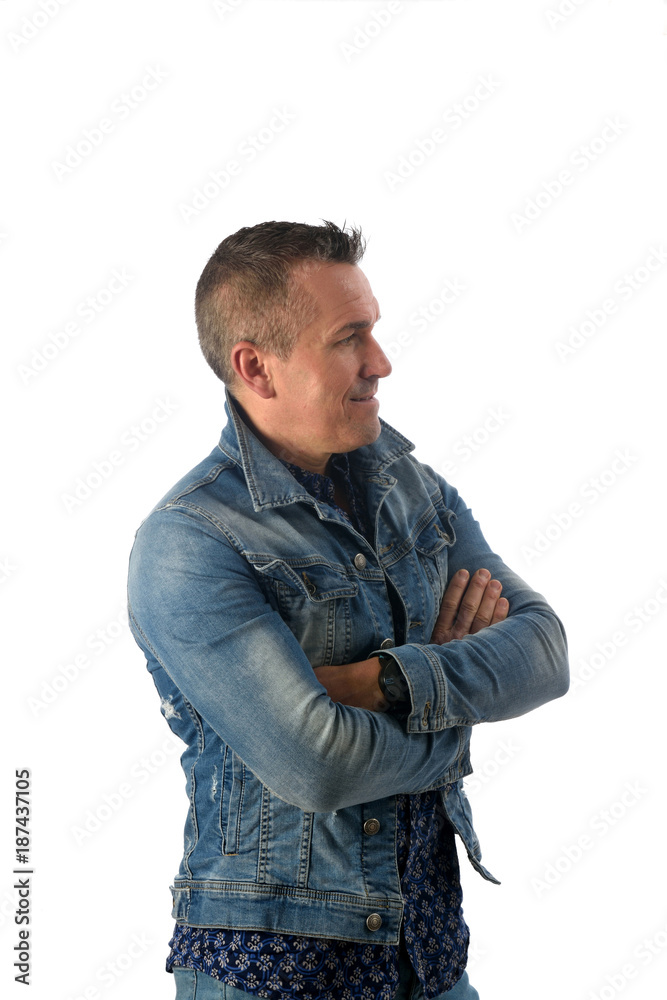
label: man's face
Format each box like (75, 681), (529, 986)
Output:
(267, 262), (391, 473)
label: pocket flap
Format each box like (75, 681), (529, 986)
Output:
(250, 557), (359, 602)
(413, 512), (456, 556)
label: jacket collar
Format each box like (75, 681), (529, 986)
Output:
(217, 390), (415, 511)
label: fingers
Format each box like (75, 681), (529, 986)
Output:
(451, 569), (495, 638)
(431, 568), (471, 637)
(490, 597), (509, 625)
(431, 568), (509, 643)
(468, 577), (508, 634)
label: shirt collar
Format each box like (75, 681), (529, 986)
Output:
(217, 389), (415, 512)
(281, 454), (347, 506)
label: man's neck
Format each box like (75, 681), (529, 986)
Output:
(231, 393), (331, 475)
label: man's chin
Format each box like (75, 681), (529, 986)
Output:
(344, 418), (382, 452)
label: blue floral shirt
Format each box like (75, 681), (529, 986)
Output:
(166, 454), (469, 998)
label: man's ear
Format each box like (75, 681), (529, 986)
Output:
(230, 341), (276, 399)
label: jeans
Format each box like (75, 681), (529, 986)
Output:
(173, 963), (480, 999)
(394, 966), (479, 999)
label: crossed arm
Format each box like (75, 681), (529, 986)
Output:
(316, 567), (509, 711)
(129, 477), (568, 811)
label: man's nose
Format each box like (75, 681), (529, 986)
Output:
(361, 335), (392, 380)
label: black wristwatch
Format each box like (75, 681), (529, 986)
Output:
(372, 652), (410, 707)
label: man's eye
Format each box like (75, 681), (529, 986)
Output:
(338, 334), (355, 345)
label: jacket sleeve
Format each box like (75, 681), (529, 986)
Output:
(127, 505), (468, 814)
(377, 471), (570, 735)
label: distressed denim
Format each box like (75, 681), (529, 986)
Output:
(127, 393), (569, 942)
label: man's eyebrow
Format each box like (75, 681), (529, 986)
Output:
(331, 315), (381, 337)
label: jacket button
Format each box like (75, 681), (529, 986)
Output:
(366, 913), (382, 931)
(353, 553), (367, 570)
(380, 638), (394, 649)
(363, 818), (380, 836)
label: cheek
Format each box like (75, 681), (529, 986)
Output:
(316, 380), (347, 409)
(282, 372), (320, 409)
(284, 360), (352, 417)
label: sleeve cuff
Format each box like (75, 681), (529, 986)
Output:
(369, 644), (450, 733)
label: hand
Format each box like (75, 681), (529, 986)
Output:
(314, 659), (389, 713)
(430, 568), (509, 644)
(317, 568), (509, 711)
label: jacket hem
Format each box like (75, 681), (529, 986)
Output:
(170, 882), (405, 944)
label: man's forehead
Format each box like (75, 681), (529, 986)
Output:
(290, 261), (379, 329)
(291, 258), (368, 290)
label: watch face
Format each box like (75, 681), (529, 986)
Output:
(379, 654), (409, 705)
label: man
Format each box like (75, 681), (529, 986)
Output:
(127, 221), (569, 999)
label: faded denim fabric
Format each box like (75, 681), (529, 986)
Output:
(127, 394), (569, 943)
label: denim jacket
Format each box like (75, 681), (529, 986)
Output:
(126, 395), (569, 944)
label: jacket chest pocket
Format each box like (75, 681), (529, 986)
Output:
(248, 557), (359, 665)
(414, 516), (454, 587)
(406, 512), (456, 635)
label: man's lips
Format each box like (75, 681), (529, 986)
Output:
(350, 394), (376, 402)
(349, 386), (378, 402)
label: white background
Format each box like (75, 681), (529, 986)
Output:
(2, 1), (666, 998)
